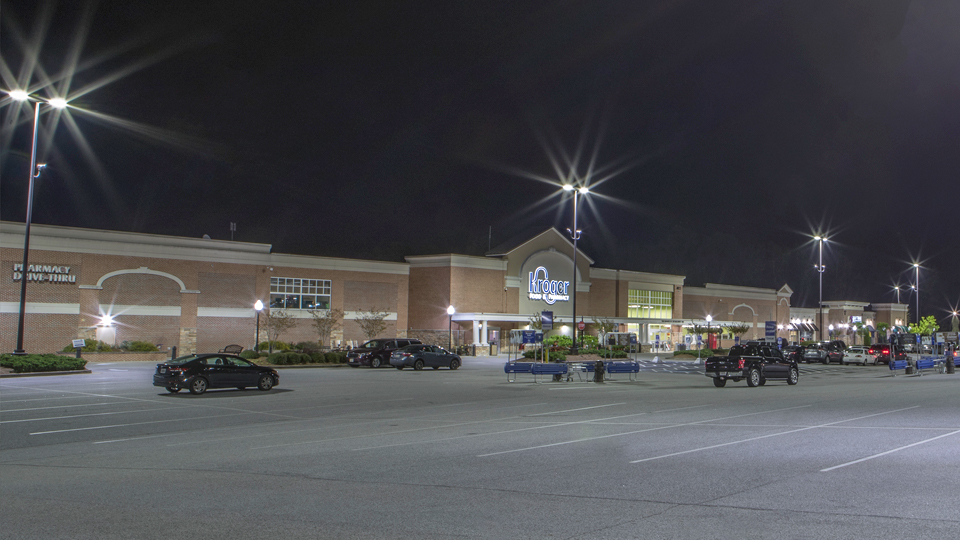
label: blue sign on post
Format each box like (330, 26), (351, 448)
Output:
(777, 337), (783, 349)
(765, 321), (776, 339)
(632, 334), (640, 345)
(734, 336), (740, 346)
(696, 334), (702, 344)
(541, 311), (553, 332)
(521, 330), (542, 344)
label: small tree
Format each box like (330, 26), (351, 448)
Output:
(876, 321), (890, 341)
(260, 309), (298, 353)
(909, 315), (939, 336)
(356, 308), (388, 340)
(685, 324), (707, 350)
(592, 317), (617, 348)
(309, 308), (344, 348)
(528, 312), (543, 331)
(727, 323), (750, 344)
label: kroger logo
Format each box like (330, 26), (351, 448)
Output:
(528, 266), (570, 305)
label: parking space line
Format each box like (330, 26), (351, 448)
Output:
(477, 405), (812, 458)
(2, 405), (189, 424)
(629, 406), (919, 464)
(526, 403), (626, 416)
(820, 428), (960, 472)
(30, 412), (252, 435)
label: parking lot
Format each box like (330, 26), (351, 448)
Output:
(2, 357), (959, 539)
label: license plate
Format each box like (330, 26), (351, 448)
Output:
(160, 368), (167, 373)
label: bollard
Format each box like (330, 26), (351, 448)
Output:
(594, 360), (605, 383)
(948, 350), (956, 375)
(170, 346), (177, 360)
(75, 347), (82, 359)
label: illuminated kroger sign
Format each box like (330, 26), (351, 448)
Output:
(527, 266), (570, 305)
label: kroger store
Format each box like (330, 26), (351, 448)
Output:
(1, 222), (907, 356)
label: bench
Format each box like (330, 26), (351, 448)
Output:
(504, 362), (534, 383)
(604, 360), (641, 381)
(889, 359), (908, 376)
(219, 344), (244, 354)
(531, 362), (568, 384)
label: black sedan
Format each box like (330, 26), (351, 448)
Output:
(153, 354), (279, 394)
(389, 345), (461, 370)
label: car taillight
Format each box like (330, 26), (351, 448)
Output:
(738, 359), (745, 369)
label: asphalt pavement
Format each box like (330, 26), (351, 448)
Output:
(2, 355), (959, 539)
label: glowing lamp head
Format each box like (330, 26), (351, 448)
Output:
(578, 186), (589, 195)
(8, 90), (29, 101)
(99, 314), (115, 327)
(562, 184), (574, 191)
(447, 305), (455, 316)
(705, 315), (712, 322)
(48, 97), (68, 109)
(254, 300), (263, 311)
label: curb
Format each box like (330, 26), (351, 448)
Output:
(268, 364), (350, 369)
(0, 369), (92, 378)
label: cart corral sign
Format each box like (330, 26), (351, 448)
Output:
(12, 264), (76, 284)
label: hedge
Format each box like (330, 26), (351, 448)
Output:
(1, 353), (87, 373)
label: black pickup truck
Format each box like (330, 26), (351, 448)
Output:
(704, 344), (799, 388)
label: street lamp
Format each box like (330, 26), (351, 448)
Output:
(447, 305), (455, 351)
(912, 263), (920, 325)
(563, 183), (589, 355)
(8, 91), (68, 354)
(813, 236), (827, 342)
(893, 285), (901, 304)
(254, 300), (263, 352)
(706, 315), (713, 350)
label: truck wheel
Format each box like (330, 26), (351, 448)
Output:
(713, 378), (726, 388)
(370, 357), (382, 368)
(747, 368), (761, 387)
(787, 367), (799, 385)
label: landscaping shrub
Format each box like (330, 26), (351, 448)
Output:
(544, 335), (573, 348)
(126, 341), (159, 352)
(61, 339), (114, 353)
(239, 350), (261, 360)
(259, 341), (291, 352)
(309, 352), (325, 363)
(1, 353), (87, 373)
(298, 353), (311, 364)
(266, 352), (285, 365)
(326, 352), (346, 363)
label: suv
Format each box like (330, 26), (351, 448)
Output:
(802, 342), (844, 364)
(347, 338), (423, 368)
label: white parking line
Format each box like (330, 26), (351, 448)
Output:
(477, 405), (812, 458)
(2, 405), (189, 424)
(30, 412), (252, 435)
(629, 406), (919, 464)
(526, 403), (626, 416)
(820, 428), (960, 472)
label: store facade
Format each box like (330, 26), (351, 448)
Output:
(5, 221), (894, 356)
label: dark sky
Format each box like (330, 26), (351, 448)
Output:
(2, 0), (958, 319)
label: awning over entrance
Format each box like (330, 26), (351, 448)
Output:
(790, 322), (819, 333)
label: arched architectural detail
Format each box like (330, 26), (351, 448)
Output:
(729, 303), (757, 317)
(82, 267), (199, 293)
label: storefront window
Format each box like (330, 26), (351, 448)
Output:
(270, 277), (331, 310)
(628, 289), (673, 319)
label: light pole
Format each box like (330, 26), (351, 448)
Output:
(8, 91), (68, 354)
(813, 236), (827, 343)
(254, 300), (263, 352)
(706, 315), (713, 350)
(447, 305), (455, 351)
(563, 183), (589, 355)
(912, 263), (920, 325)
(893, 285), (901, 304)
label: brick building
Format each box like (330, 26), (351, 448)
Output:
(2, 222), (900, 355)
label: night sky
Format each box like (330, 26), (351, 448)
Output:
(2, 1), (958, 319)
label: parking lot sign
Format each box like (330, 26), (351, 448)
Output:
(541, 311), (553, 331)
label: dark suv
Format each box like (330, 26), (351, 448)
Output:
(347, 338), (423, 368)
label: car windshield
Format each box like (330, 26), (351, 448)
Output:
(361, 340), (382, 349)
(166, 355), (200, 365)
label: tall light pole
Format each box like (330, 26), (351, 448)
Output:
(893, 286), (901, 304)
(8, 91), (68, 354)
(447, 305), (455, 351)
(563, 183), (589, 355)
(813, 236), (827, 343)
(912, 263), (920, 325)
(254, 300), (263, 352)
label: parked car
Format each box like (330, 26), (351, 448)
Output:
(389, 344), (462, 370)
(782, 345), (805, 364)
(704, 344), (799, 387)
(842, 346), (875, 365)
(347, 338), (423, 368)
(865, 344), (908, 364)
(802, 342), (844, 364)
(153, 354), (279, 395)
